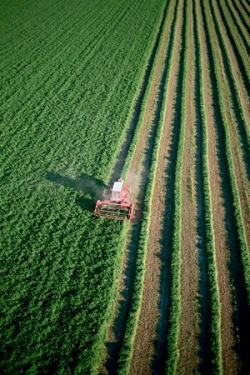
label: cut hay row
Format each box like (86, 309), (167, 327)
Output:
(200, 0), (250, 372)
(117, 0), (250, 372)
(98, 0), (173, 371)
(208, 0), (250, 213)
(177, 0), (201, 371)
(163, 0), (187, 370)
(128, 0), (185, 372)
(235, 0), (250, 25)
(211, 0), (250, 156)
(105, 1), (181, 372)
(194, 2), (224, 372)
(204, 0), (250, 304)
(192, 1), (212, 371)
(212, 0), (249, 93)
(224, 0), (250, 54)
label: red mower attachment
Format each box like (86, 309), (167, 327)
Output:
(94, 178), (134, 221)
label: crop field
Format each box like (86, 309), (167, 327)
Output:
(0, 0), (249, 374)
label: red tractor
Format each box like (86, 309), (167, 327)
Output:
(94, 178), (134, 221)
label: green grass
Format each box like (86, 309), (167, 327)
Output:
(0, 0), (165, 373)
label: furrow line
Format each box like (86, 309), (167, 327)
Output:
(128, 0), (184, 373)
(208, 0), (250, 239)
(232, 0), (250, 33)
(98, 1), (173, 373)
(208, 0), (250, 179)
(192, 1), (213, 372)
(210, 0), (250, 93)
(232, 0), (250, 29)
(206, 0), (250, 276)
(163, 0), (189, 373)
(201, 0), (250, 372)
(224, 0), (250, 54)
(198, 1), (226, 373)
(177, 1), (201, 372)
(238, 0), (250, 18)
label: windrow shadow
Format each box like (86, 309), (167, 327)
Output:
(201, 0), (250, 372)
(193, 1), (212, 372)
(215, 0), (250, 94)
(224, 0), (250, 55)
(210, 0), (250, 181)
(45, 172), (107, 212)
(152, 0), (186, 373)
(238, 0), (250, 19)
(103, 0), (173, 373)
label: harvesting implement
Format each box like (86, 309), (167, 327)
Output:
(94, 178), (134, 221)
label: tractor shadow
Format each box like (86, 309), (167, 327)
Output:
(45, 172), (107, 212)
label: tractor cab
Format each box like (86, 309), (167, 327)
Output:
(94, 178), (134, 221)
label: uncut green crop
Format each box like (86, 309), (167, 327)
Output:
(0, 0), (165, 373)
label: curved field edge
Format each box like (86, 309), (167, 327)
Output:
(0, 0), (166, 373)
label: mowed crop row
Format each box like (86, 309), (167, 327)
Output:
(199, 1), (250, 372)
(99, 0), (250, 374)
(0, 0), (166, 373)
(99, 0), (182, 372)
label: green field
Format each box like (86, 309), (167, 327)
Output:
(1, 0), (250, 374)
(0, 0), (165, 373)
